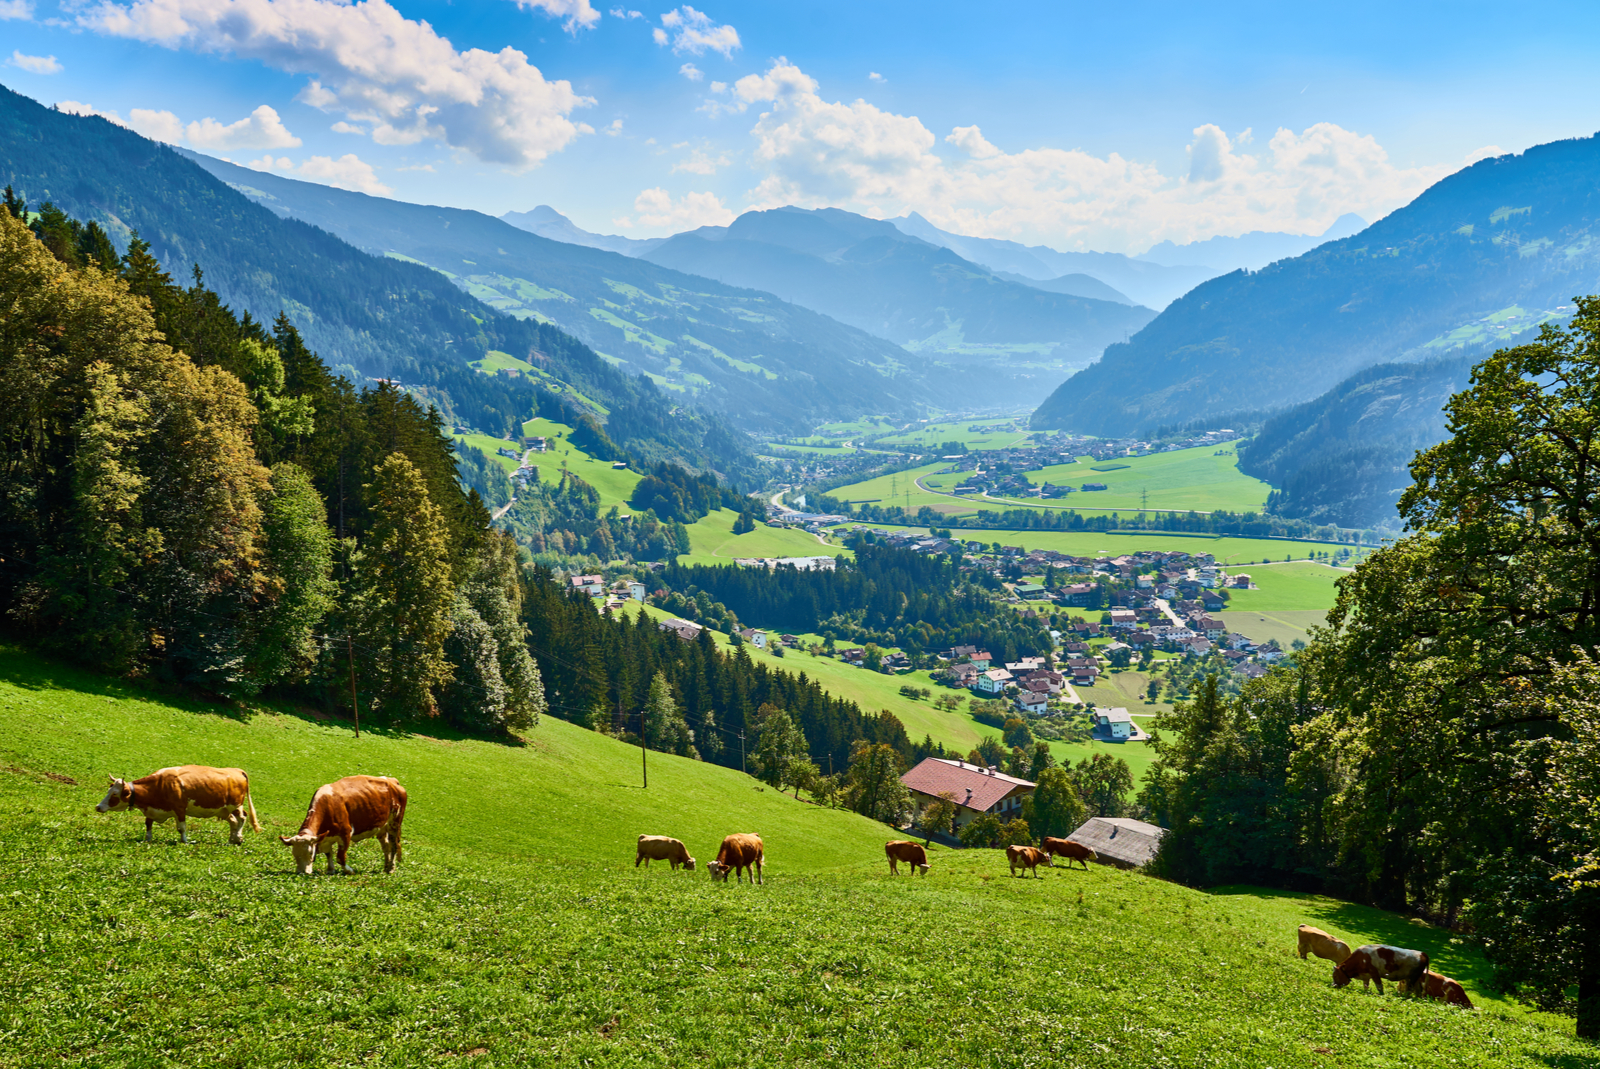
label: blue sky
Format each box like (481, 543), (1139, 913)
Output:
(6, 0), (1600, 253)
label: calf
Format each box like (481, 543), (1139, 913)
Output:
(1041, 837), (1096, 870)
(1418, 971), (1474, 1009)
(1297, 924), (1352, 965)
(1006, 844), (1053, 878)
(95, 765), (261, 844)
(708, 833), (764, 884)
(1332, 944), (1429, 995)
(885, 840), (930, 875)
(636, 835), (696, 871)
(279, 775), (406, 876)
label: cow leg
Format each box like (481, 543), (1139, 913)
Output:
(325, 845), (337, 875)
(755, 858), (763, 886)
(888, 858), (897, 875)
(144, 816), (154, 843)
(382, 832), (398, 874)
(174, 802), (189, 844)
(1373, 978), (1383, 996)
(226, 810), (244, 845)
(635, 853), (646, 868)
(337, 834), (353, 875)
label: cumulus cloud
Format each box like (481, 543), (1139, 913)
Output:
(608, 6), (641, 16)
(511, 0), (599, 32)
(186, 104), (301, 148)
(8, 50), (60, 73)
(127, 107), (187, 142)
(603, 117), (623, 135)
(330, 120), (364, 134)
(671, 143), (730, 175)
(656, 6), (738, 57)
(56, 100), (124, 122)
(868, 71), (884, 83)
(79, 0), (594, 169)
(729, 59), (1492, 252)
(249, 151), (392, 195)
(679, 62), (702, 81)
(613, 187), (733, 231)
(0, 1), (32, 19)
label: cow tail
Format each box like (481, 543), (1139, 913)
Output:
(244, 777), (263, 832)
(392, 793), (406, 864)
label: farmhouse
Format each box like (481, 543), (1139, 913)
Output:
(900, 758), (1036, 831)
(1065, 816), (1168, 869)
(737, 628), (768, 649)
(569, 574), (604, 596)
(1094, 707), (1135, 740)
(659, 618), (704, 641)
(972, 668), (1013, 696)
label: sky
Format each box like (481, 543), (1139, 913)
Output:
(6, 0), (1600, 254)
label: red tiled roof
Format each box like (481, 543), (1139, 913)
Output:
(900, 757), (1034, 813)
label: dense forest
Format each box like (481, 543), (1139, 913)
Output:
(1142, 302), (1600, 1038)
(659, 540), (1054, 659)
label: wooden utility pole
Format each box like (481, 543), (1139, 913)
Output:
(346, 634), (360, 739)
(739, 731), (746, 774)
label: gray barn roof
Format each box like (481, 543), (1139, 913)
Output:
(1067, 816), (1167, 868)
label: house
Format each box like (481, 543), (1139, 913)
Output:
(737, 628), (768, 649)
(1016, 691), (1050, 715)
(1058, 583), (1096, 607)
(949, 644), (978, 660)
(839, 647), (865, 663)
(569, 574), (604, 596)
(946, 662), (981, 685)
(968, 651), (994, 668)
(900, 758), (1036, 832)
(1014, 583), (1047, 599)
(1196, 617), (1227, 640)
(1019, 670), (1065, 694)
(1108, 609), (1137, 629)
(1064, 816), (1168, 869)
(1094, 707), (1135, 740)
(972, 669), (1013, 696)
(780, 634), (800, 648)
(659, 618), (703, 641)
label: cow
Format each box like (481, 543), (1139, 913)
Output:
(1418, 971), (1474, 1009)
(708, 833), (764, 884)
(1297, 924), (1352, 965)
(1041, 837), (1096, 870)
(885, 840), (930, 875)
(95, 765), (261, 845)
(636, 835), (696, 871)
(1332, 944), (1430, 995)
(279, 775), (406, 876)
(1006, 844), (1053, 878)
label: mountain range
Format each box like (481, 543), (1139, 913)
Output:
(1138, 213), (1368, 273)
(1031, 133), (1600, 437)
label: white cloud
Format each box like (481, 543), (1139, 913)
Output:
(395, 162), (435, 172)
(868, 71), (884, 83)
(56, 100), (126, 123)
(0, 1), (32, 19)
(656, 6), (738, 57)
(651, 27), (666, 45)
(729, 59), (1493, 253)
(679, 62), (702, 81)
(608, 6), (641, 17)
(331, 120), (364, 134)
(249, 151), (391, 195)
(613, 187), (733, 231)
(9, 50), (60, 73)
(511, 0), (599, 32)
(672, 143), (730, 175)
(603, 117), (623, 136)
(709, 80), (725, 94)
(80, 0), (595, 170)
(186, 104), (301, 148)
(127, 107), (186, 142)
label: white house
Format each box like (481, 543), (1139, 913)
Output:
(738, 628), (768, 649)
(900, 758), (1036, 831)
(1016, 691), (1049, 715)
(1095, 707), (1134, 740)
(972, 669), (1013, 696)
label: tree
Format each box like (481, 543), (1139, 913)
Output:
(997, 817), (1034, 848)
(1074, 753), (1133, 818)
(784, 755), (819, 800)
(756, 705), (807, 788)
(971, 735), (1006, 768)
(862, 643), (883, 672)
(917, 791), (957, 842)
(959, 811), (1003, 848)
(1028, 740), (1057, 780)
(844, 739), (911, 825)
(1024, 767), (1087, 840)
(358, 452), (457, 719)
(1146, 679), (1161, 702)
(1002, 716), (1034, 749)
(643, 669), (696, 758)
(250, 462), (336, 686)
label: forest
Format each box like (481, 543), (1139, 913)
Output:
(1142, 300), (1600, 1038)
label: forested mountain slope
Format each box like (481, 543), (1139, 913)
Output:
(182, 153), (929, 433)
(1032, 133), (1600, 435)
(645, 207), (1155, 408)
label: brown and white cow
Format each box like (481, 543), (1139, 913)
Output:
(1417, 970), (1474, 1009)
(636, 835), (696, 871)
(95, 765), (261, 844)
(1297, 924), (1352, 965)
(1006, 844), (1053, 878)
(885, 840), (930, 875)
(279, 775), (406, 876)
(1332, 944), (1429, 995)
(708, 833), (764, 884)
(1041, 837), (1096, 870)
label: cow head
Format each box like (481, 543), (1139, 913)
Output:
(96, 777), (132, 813)
(683, 857), (696, 871)
(279, 831), (321, 876)
(708, 861), (729, 882)
(915, 862), (930, 874)
(1331, 963), (1352, 989)
(1039, 853), (1054, 866)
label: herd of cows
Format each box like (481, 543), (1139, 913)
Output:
(92, 764), (1474, 1011)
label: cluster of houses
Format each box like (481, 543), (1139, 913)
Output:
(897, 756), (1167, 866)
(731, 555), (839, 571)
(569, 574), (647, 614)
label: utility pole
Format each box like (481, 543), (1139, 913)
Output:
(640, 708), (648, 789)
(346, 634), (360, 739)
(739, 731), (746, 774)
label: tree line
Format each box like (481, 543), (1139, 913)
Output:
(1141, 300), (1600, 1038)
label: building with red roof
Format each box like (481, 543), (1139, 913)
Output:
(899, 757), (1036, 831)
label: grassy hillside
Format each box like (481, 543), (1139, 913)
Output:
(1015, 444), (1271, 513)
(833, 524), (1368, 568)
(0, 647), (1587, 1065)
(680, 510), (849, 566)
(1228, 561), (1346, 612)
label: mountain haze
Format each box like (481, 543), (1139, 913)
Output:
(1139, 213), (1368, 272)
(500, 205), (665, 257)
(1031, 134), (1600, 436)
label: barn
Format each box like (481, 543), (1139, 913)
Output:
(1065, 816), (1168, 869)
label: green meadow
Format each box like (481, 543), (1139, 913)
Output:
(520, 417), (643, 510)
(869, 416), (1033, 452)
(0, 647), (1587, 1066)
(678, 510), (850, 567)
(1012, 444), (1271, 513)
(840, 525), (1367, 567)
(453, 431), (523, 474)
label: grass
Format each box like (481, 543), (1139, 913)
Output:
(520, 417), (641, 511)
(679, 510), (850, 567)
(869, 416), (1033, 452)
(1219, 610), (1330, 648)
(1, 647), (1588, 1066)
(1014, 443), (1272, 513)
(1227, 561), (1347, 613)
(453, 432), (522, 474)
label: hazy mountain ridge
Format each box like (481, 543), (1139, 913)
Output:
(1031, 133), (1600, 436)
(181, 155), (933, 433)
(1139, 213), (1368, 272)
(500, 205), (666, 257)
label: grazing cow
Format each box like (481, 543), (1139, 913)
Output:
(1418, 971), (1474, 1009)
(1006, 844), (1053, 878)
(1297, 925), (1352, 965)
(885, 840), (930, 875)
(1041, 837), (1096, 870)
(636, 835), (696, 871)
(1332, 944), (1430, 995)
(708, 833), (764, 884)
(95, 765), (261, 844)
(279, 775), (406, 876)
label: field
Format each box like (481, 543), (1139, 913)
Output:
(0, 647), (1588, 1066)
(520, 417), (642, 510)
(453, 431), (523, 474)
(1011, 444), (1271, 513)
(842, 525), (1368, 566)
(1220, 610), (1330, 648)
(679, 509), (851, 567)
(868, 416), (1033, 452)
(1227, 561), (1347, 612)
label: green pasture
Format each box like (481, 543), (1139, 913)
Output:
(679, 510), (850, 567)
(453, 432), (522, 474)
(843, 525), (1368, 569)
(1012, 443), (1272, 513)
(519, 417), (641, 510)
(1227, 561), (1347, 613)
(870, 417), (1033, 452)
(0, 646), (1585, 1065)
(1219, 610), (1331, 648)
(469, 349), (534, 375)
